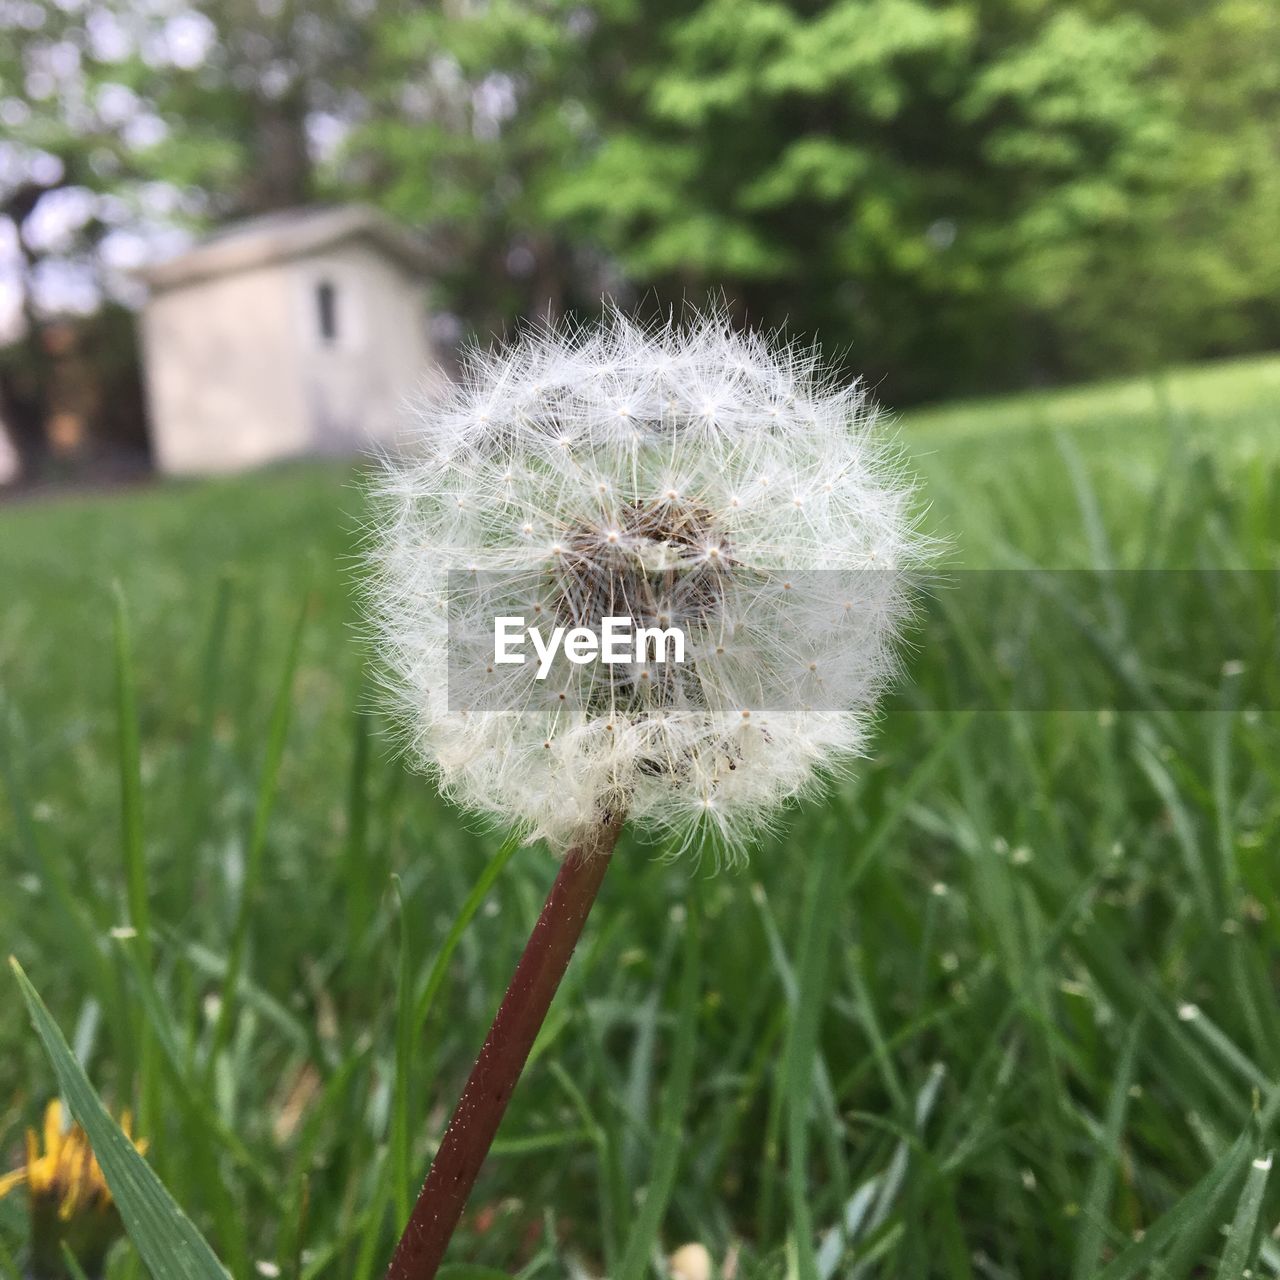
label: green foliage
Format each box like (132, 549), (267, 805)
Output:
(2, 0), (1278, 414)
(11, 961), (230, 1280)
(340, 0), (1280, 402)
(539, 0), (1177, 398)
(2, 358), (1280, 1275)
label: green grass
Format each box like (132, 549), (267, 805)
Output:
(1, 353), (1279, 1278)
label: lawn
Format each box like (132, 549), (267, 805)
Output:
(1, 353), (1279, 1278)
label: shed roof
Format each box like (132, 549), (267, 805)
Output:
(137, 204), (431, 292)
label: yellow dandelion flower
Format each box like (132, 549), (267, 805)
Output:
(0, 1099), (146, 1279)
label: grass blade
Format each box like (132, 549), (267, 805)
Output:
(391, 875), (416, 1227)
(786, 817), (843, 1280)
(384, 833), (520, 1233)
(211, 592), (307, 1060)
(412, 834), (522, 1031)
(59, 1244), (91, 1280)
(343, 698), (374, 967)
(1215, 1151), (1271, 1280)
(0, 709), (115, 1017)
(112, 584), (149, 960)
(1096, 1134), (1251, 1280)
(174, 573), (234, 914)
(10, 958), (230, 1280)
(614, 888), (702, 1280)
(112, 584), (158, 1139)
(1072, 1020), (1141, 1280)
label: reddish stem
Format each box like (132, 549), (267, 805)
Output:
(384, 812), (624, 1280)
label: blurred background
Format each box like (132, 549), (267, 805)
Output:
(1, 0), (1278, 485)
(3, 4), (1280, 1279)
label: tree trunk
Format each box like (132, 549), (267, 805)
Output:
(244, 94), (313, 213)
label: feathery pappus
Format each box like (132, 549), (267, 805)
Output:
(367, 308), (926, 855)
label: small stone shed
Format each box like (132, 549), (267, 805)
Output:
(137, 205), (438, 474)
(0, 420), (16, 485)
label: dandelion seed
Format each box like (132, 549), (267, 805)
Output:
(368, 308), (924, 855)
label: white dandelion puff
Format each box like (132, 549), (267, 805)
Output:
(367, 307), (928, 855)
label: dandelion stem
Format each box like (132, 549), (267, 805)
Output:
(384, 811), (624, 1280)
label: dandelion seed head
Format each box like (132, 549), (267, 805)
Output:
(367, 307), (926, 854)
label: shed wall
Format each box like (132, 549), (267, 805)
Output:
(142, 263), (308, 474)
(288, 239), (436, 454)
(142, 236), (436, 474)
(0, 420), (17, 484)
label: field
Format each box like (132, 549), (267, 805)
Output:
(2, 353), (1279, 1278)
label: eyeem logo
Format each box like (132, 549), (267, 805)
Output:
(494, 616), (687, 680)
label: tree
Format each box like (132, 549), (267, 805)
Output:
(346, 0), (1188, 400)
(138, 0), (393, 219)
(343, 0), (667, 338)
(1153, 0), (1280, 359)
(0, 0), (152, 473)
(0, 0), (392, 476)
(540, 0), (1176, 399)
(5, 0), (1280, 437)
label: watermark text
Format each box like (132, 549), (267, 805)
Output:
(494, 616), (686, 680)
